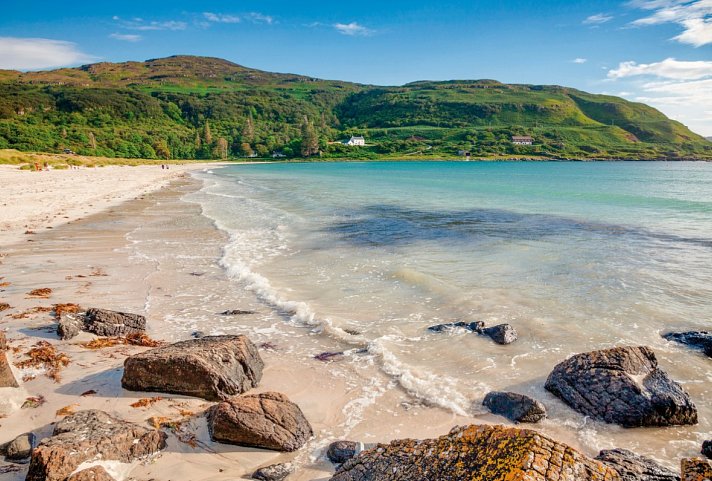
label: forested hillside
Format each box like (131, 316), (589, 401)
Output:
(0, 55), (709, 160)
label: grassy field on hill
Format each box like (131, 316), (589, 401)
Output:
(1, 56), (710, 161)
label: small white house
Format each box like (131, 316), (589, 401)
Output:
(512, 136), (534, 146)
(344, 136), (366, 146)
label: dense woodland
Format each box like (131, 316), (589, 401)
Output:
(0, 56), (710, 161)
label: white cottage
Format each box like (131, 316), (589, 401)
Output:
(344, 136), (366, 146)
(511, 136), (534, 145)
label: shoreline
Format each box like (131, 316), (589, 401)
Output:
(0, 172), (482, 480)
(1, 164), (708, 480)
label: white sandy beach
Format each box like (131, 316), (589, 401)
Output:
(0, 164), (212, 246)
(0, 167), (479, 481)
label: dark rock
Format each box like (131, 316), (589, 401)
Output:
(482, 323), (518, 344)
(545, 346), (697, 427)
(57, 313), (84, 340)
(681, 458), (712, 481)
(122, 335), (263, 401)
(26, 410), (166, 481)
(327, 440), (360, 464)
(663, 331), (712, 358)
(330, 424), (619, 481)
(596, 448), (680, 481)
(84, 308), (146, 337)
(427, 321), (483, 333)
(191, 331), (206, 339)
(67, 466), (116, 481)
(208, 391), (313, 451)
(4, 432), (36, 462)
(314, 351), (344, 362)
(252, 463), (293, 481)
(702, 440), (712, 459)
(219, 309), (256, 316)
(482, 391), (546, 423)
(0, 332), (18, 388)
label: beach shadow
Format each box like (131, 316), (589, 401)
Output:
(18, 326), (58, 340)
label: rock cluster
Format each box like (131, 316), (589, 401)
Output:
(330, 424), (620, 481)
(482, 391), (546, 423)
(427, 321), (518, 344)
(545, 346), (697, 427)
(26, 410), (166, 481)
(57, 307), (147, 340)
(121, 335), (263, 401)
(208, 391), (313, 451)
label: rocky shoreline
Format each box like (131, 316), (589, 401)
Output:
(1, 175), (710, 481)
(3, 306), (711, 480)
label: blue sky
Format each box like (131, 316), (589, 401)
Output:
(2, 0), (711, 135)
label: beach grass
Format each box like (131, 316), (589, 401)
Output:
(0, 149), (210, 168)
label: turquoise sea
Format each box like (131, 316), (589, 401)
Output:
(186, 161), (712, 464)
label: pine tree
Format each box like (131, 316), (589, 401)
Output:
(216, 138), (228, 160)
(194, 130), (202, 150)
(242, 114), (255, 143)
(300, 117), (319, 157)
(203, 121), (213, 145)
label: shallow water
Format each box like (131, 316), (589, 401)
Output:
(180, 161), (712, 466)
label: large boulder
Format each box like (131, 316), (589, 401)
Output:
(0, 332), (19, 388)
(26, 410), (166, 481)
(84, 308), (146, 337)
(663, 331), (712, 358)
(681, 458), (712, 481)
(330, 424), (620, 481)
(122, 335), (263, 401)
(545, 346), (697, 427)
(595, 449), (680, 481)
(208, 392), (313, 451)
(482, 391), (546, 423)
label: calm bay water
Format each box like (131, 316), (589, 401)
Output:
(186, 161), (712, 463)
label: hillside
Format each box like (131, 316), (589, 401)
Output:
(0, 55), (709, 160)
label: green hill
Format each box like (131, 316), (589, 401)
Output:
(0, 55), (709, 161)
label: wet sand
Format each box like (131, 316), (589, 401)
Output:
(0, 174), (484, 481)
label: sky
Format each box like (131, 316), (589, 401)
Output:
(1, 0), (711, 135)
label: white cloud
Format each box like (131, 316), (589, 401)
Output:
(247, 12), (274, 24)
(630, 0), (712, 46)
(203, 12), (241, 24)
(113, 16), (187, 31)
(607, 54), (712, 135)
(109, 33), (142, 42)
(202, 11), (274, 25)
(583, 13), (614, 24)
(334, 22), (374, 36)
(608, 57), (712, 79)
(573, 58), (588, 64)
(0, 37), (96, 70)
